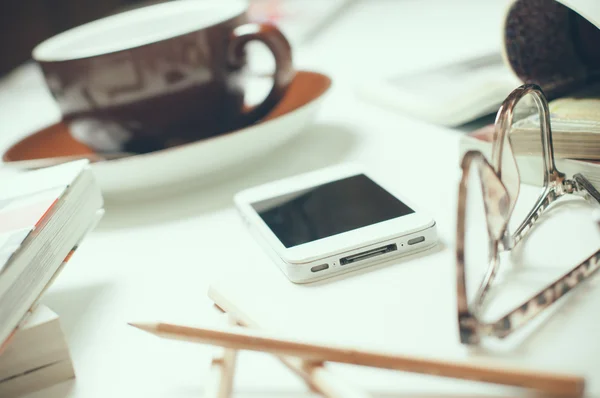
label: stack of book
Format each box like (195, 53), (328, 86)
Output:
(0, 160), (103, 396)
(0, 305), (73, 397)
(460, 125), (600, 190)
(509, 87), (600, 161)
(460, 88), (600, 189)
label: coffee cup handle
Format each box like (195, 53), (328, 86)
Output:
(228, 23), (295, 124)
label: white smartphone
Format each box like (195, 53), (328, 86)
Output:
(234, 164), (438, 283)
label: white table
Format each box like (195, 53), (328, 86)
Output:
(5, 1), (588, 397)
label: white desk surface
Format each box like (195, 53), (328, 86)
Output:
(5, 1), (594, 397)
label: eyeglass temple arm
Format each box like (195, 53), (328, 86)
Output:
(510, 174), (600, 248)
(510, 188), (557, 248)
(490, 173), (600, 337)
(490, 248), (600, 339)
(574, 173), (600, 206)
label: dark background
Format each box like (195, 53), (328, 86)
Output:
(0, 0), (170, 77)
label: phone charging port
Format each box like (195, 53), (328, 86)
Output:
(340, 244), (397, 266)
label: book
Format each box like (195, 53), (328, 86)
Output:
(356, 53), (521, 127)
(357, 0), (600, 143)
(509, 85), (600, 160)
(0, 305), (74, 398)
(0, 160), (104, 350)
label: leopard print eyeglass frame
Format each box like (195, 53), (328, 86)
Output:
(456, 84), (600, 346)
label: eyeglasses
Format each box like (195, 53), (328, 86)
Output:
(456, 83), (600, 345)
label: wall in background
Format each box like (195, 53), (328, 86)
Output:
(0, 0), (171, 76)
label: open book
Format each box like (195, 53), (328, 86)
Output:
(359, 0), (600, 148)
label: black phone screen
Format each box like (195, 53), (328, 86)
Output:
(251, 174), (414, 248)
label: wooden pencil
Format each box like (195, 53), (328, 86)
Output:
(212, 304), (370, 398)
(204, 313), (238, 398)
(128, 322), (585, 397)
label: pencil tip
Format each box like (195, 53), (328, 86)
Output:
(127, 322), (155, 333)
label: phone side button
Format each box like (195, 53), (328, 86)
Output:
(311, 264), (329, 273)
(407, 236), (425, 245)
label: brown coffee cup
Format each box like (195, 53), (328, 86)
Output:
(32, 0), (295, 154)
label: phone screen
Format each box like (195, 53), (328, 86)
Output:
(251, 174), (414, 248)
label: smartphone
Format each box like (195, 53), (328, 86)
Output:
(234, 164), (438, 283)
